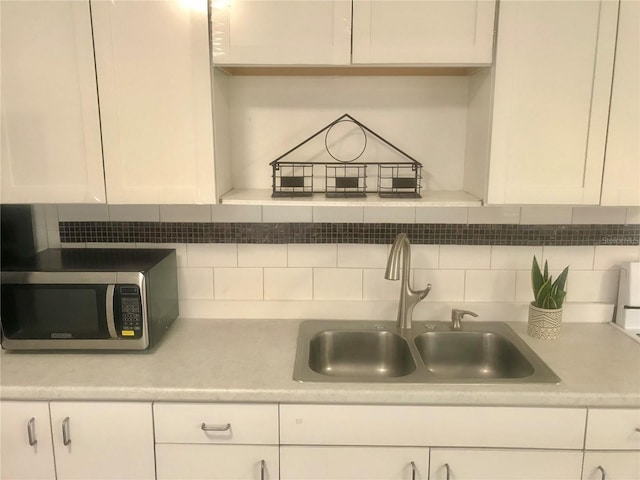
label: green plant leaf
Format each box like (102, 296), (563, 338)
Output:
(535, 278), (552, 308)
(543, 260), (549, 282)
(552, 266), (569, 292)
(556, 289), (567, 308)
(531, 256), (544, 296)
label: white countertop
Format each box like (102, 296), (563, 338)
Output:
(1, 318), (639, 407)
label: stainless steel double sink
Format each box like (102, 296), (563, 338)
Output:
(293, 320), (560, 383)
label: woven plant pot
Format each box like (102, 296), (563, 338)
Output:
(528, 302), (562, 340)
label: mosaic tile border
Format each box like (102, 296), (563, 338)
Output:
(59, 222), (640, 246)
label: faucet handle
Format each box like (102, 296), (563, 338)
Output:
(450, 308), (478, 330)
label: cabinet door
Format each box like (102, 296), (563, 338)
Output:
(91, 0), (216, 204)
(352, 0), (496, 65)
(583, 452), (640, 480)
(0, 1), (105, 204)
(49, 402), (155, 480)
(487, 0), (619, 204)
(280, 446), (428, 480)
(0, 401), (56, 480)
(156, 444), (279, 480)
(211, 0), (351, 65)
(600, 0), (640, 206)
(430, 448), (584, 480)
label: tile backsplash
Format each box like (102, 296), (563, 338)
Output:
(38, 204), (640, 323)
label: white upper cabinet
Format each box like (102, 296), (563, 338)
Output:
(211, 0), (352, 65)
(352, 0), (496, 65)
(486, 0), (619, 205)
(600, 0), (640, 206)
(92, 0), (216, 204)
(0, 1), (105, 204)
(211, 0), (495, 66)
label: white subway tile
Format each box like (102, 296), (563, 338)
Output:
(313, 206), (363, 223)
(363, 269), (401, 301)
(264, 268), (312, 300)
(414, 269), (465, 301)
(136, 243), (187, 267)
(178, 267), (214, 300)
(262, 206), (312, 222)
(238, 244), (287, 267)
(108, 205), (159, 221)
(468, 206), (520, 224)
(58, 204), (109, 221)
(465, 270), (517, 302)
(211, 205), (262, 222)
(363, 207), (415, 223)
(565, 270), (620, 303)
(411, 245), (439, 269)
(491, 246), (543, 270)
(415, 207), (468, 224)
(214, 268), (263, 300)
(572, 207), (627, 224)
(520, 207), (573, 225)
(314, 268), (362, 300)
(440, 245), (491, 269)
(288, 244), (337, 267)
(159, 205), (211, 222)
(627, 207), (640, 225)
(594, 246), (640, 270)
(515, 270), (533, 302)
(187, 244), (237, 267)
(542, 246), (594, 270)
(338, 244), (388, 268)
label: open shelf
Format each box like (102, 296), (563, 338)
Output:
(220, 188), (482, 207)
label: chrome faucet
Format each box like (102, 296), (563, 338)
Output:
(385, 233), (432, 330)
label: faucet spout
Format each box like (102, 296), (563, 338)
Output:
(385, 233), (432, 330)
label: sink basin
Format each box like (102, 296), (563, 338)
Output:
(414, 331), (534, 379)
(293, 320), (560, 384)
(308, 330), (416, 378)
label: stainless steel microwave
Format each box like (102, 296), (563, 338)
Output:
(1, 248), (178, 351)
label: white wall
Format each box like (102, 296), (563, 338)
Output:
(35, 204), (640, 323)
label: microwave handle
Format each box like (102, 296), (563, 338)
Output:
(106, 285), (118, 339)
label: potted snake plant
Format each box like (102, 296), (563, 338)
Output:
(528, 256), (569, 340)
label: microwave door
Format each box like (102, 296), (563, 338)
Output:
(0, 284), (113, 340)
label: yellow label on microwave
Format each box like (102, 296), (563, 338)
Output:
(121, 330), (135, 336)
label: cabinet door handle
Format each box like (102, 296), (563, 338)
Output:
(200, 422), (231, 432)
(260, 459), (266, 480)
(62, 417), (71, 446)
(27, 417), (37, 446)
(597, 465), (606, 480)
(410, 461), (416, 480)
(444, 463), (451, 480)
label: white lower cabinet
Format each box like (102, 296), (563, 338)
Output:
(582, 451), (640, 480)
(153, 403), (279, 480)
(0, 401), (56, 480)
(430, 448), (584, 480)
(49, 401), (155, 480)
(280, 446), (428, 480)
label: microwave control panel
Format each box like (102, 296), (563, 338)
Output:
(117, 285), (143, 338)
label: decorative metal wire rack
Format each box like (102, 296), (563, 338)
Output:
(270, 113), (422, 199)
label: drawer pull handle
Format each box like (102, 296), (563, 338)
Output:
(200, 422), (231, 432)
(597, 465), (606, 480)
(635, 428), (640, 433)
(62, 417), (71, 446)
(27, 417), (37, 446)
(444, 463), (451, 480)
(260, 459), (266, 480)
(410, 461), (416, 480)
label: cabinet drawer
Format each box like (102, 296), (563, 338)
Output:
(154, 403), (278, 445)
(156, 444), (279, 480)
(280, 404), (586, 449)
(582, 451), (640, 479)
(586, 408), (640, 450)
